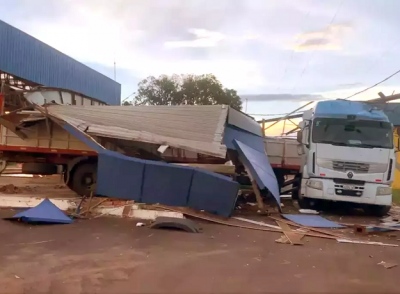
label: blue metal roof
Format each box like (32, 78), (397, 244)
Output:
(0, 20), (121, 105)
(314, 100), (389, 122)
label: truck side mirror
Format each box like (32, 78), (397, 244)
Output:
(296, 130), (302, 143)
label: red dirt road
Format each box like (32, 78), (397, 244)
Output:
(0, 214), (399, 294)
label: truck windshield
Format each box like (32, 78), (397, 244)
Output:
(312, 118), (393, 149)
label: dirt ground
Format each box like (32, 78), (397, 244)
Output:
(0, 176), (399, 294)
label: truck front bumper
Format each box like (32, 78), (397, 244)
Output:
(301, 178), (392, 206)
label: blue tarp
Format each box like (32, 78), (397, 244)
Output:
(95, 150), (239, 217)
(282, 214), (344, 228)
(10, 198), (73, 224)
(233, 139), (280, 208)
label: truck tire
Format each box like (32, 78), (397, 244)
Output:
(22, 163), (58, 175)
(71, 163), (97, 196)
(365, 205), (391, 217)
(291, 174), (302, 200)
(297, 196), (312, 209)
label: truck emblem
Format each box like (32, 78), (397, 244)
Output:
(347, 172), (353, 179)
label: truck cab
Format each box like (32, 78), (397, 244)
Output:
(297, 100), (396, 216)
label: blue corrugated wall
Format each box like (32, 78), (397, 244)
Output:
(0, 20), (121, 105)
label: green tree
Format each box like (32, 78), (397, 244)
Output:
(134, 74), (242, 110)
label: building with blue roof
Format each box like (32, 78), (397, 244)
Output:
(0, 20), (120, 105)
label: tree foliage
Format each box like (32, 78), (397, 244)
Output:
(133, 74), (242, 110)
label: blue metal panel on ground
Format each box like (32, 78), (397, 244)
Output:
(314, 100), (389, 121)
(0, 20), (121, 105)
(96, 150), (145, 200)
(142, 162), (194, 206)
(233, 139), (280, 208)
(223, 125), (265, 152)
(188, 169), (239, 217)
(94, 149), (238, 216)
(10, 198), (73, 224)
(282, 214), (344, 228)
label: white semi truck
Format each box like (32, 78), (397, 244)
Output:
(296, 100), (396, 216)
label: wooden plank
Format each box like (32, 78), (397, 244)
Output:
(251, 179), (265, 211)
(155, 205), (338, 240)
(277, 221), (304, 245)
(233, 217), (280, 229)
(270, 216), (344, 239)
(337, 239), (398, 247)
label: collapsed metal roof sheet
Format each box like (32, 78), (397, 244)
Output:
(44, 104), (229, 158)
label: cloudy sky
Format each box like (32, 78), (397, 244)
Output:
(1, 0), (400, 131)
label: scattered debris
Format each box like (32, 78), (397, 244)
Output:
(276, 221), (304, 245)
(378, 261), (398, 269)
(136, 222), (145, 227)
(150, 217), (201, 233)
(5, 240), (54, 246)
(269, 216), (343, 239)
(7, 198), (73, 224)
(275, 235), (290, 244)
(337, 239), (398, 247)
(0, 184), (38, 194)
(282, 214), (344, 228)
(299, 209), (319, 215)
(233, 217), (280, 230)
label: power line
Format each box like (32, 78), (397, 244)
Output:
(344, 68), (400, 100)
(122, 91), (136, 102)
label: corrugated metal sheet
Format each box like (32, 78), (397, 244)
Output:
(233, 139), (280, 209)
(228, 108), (262, 136)
(0, 20), (121, 105)
(45, 104), (229, 158)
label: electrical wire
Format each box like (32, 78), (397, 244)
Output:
(344, 68), (400, 100)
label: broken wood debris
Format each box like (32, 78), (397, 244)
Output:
(276, 221), (304, 245)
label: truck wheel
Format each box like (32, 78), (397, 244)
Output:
(365, 205), (391, 217)
(291, 174), (302, 200)
(22, 163), (57, 175)
(297, 196), (321, 210)
(0, 161), (7, 174)
(71, 163), (97, 196)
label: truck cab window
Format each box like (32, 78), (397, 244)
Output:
(312, 118), (393, 149)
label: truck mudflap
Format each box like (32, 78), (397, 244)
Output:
(232, 139), (280, 208)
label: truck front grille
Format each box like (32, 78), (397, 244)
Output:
(332, 161), (369, 173)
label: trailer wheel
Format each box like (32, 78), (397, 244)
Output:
(0, 161), (7, 174)
(22, 163), (57, 175)
(71, 163), (97, 196)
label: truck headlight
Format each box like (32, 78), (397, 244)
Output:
(376, 186), (392, 196)
(306, 179), (323, 190)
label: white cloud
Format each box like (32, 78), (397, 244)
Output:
(164, 28), (225, 48)
(292, 23), (352, 52)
